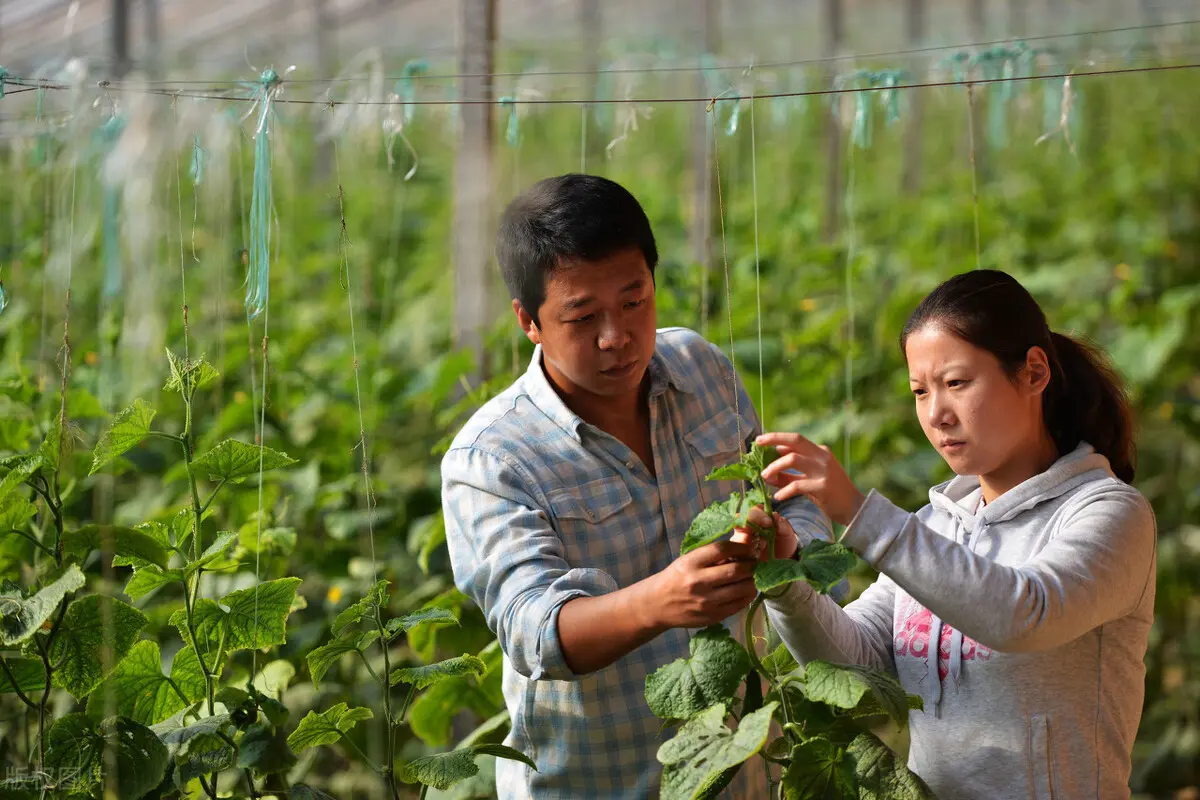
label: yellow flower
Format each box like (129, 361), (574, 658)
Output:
(84, 351), (98, 366)
(801, 298), (818, 312)
(1157, 402), (1174, 421)
(234, 390), (248, 404)
(1113, 263), (1131, 281)
(327, 585), (343, 604)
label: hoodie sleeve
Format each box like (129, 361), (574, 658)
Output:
(840, 485), (1157, 653)
(763, 571), (898, 675)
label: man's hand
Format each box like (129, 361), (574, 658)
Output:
(732, 507), (799, 561)
(645, 540), (759, 630)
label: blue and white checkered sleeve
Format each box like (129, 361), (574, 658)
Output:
(441, 445), (619, 681)
(707, 340), (849, 603)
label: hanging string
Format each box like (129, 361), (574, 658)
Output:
(842, 129), (857, 477)
(749, 81), (764, 430)
(579, 103), (587, 173)
(235, 133), (258, 445)
(173, 97), (190, 360)
(708, 98), (742, 455)
(333, 132), (379, 585)
(243, 68), (286, 320)
(190, 131), (204, 263)
(967, 84), (982, 270)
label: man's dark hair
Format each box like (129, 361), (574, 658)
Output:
(496, 174), (658, 325)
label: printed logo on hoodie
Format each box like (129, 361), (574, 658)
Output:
(894, 594), (993, 682)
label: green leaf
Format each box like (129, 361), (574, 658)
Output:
(802, 662), (911, 726)
(0, 657), (45, 694)
(705, 462), (754, 482)
(237, 525), (297, 558)
(286, 702), (374, 752)
(191, 439), (298, 483)
(390, 654), (486, 689)
(0, 564), (85, 646)
(291, 785), (339, 800)
(67, 387), (108, 419)
(417, 514), (447, 574)
(152, 711), (232, 746)
(175, 732), (236, 786)
(63, 524), (170, 570)
(656, 702), (778, 800)
(781, 738), (858, 800)
(848, 732), (937, 800)
(85, 639), (187, 725)
(46, 714), (169, 800)
(164, 349), (220, 396)
(386, 606), (459, 641)
(754, 559), (811, 594)
(457, 710), (510, 749)
(761, 643), (800, 680)
(410, 671), (496, 747)
(408, 588), (467, 661)
(795, 540), (859, 594)
(0, 455), (41, 506)
(90, 398), (156, 476)
(645, 624), (752, 721)
(170, 645), (208, 704)
(237, 722), (298, 773)
(400, 745), (537, 791)
(742, 443), (781, 477)
(49, 594), (148, 699)
(680, 495), (743, 554)
(331, 579), (390, 636)
(170, 577), (301, 666)
(0, 495), (37, 532)
(253, 658), (297, 697)
(306, 632), (365, 689)
(125, 566), (184, 600)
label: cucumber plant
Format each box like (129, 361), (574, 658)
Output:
(646, 444), (936, 800)
(0, 350), (525, 799)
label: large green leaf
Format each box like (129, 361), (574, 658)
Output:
(848, 732), (937, 800)
(781, 739), (858, 800)
(0, 495), (37, 532)
(44, 713), (169, 800)
(802, 662), (911, 726)
(0, 656), (45, 695)
(191, 439), (297, 483)
(0, 564), (85, 646)
(385, 606), (459, 641)
(287, 702), (374, 752)
(656, 702), (778, 800)
(761, 643), (800, 681)
(680, 495), (744, 555)
(645, 624), (752, 721)
(170, 577), (301, 666)
(89, 398), (156, 475)
(0, 455), (42, 506)
(174, 732), (236, 787)
(794, 540), (859, 594)
(49, 594), (148, 699)
(85, 639), (187, 725)
(400, 745), (537, 790)
(63, 524), (170, 569)
(170, 644), (208, 703)
(124, 565), (184, 600)
(390, 654), (486, 689)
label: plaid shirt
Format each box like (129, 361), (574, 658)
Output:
(441, 327), (838, 799)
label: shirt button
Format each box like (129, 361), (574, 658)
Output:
(626, 460), (635, 469)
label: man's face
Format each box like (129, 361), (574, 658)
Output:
(516, 247), (657, 400)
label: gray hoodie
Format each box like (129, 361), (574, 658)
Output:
(766, 443), (1157, 799)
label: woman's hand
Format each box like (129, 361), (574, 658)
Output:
(756, 432), (867, 527)
(731, 507), (799, 561)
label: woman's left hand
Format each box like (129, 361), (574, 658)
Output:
(756, 432), (867, 527)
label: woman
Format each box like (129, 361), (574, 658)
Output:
(752, 269), (1156, 799)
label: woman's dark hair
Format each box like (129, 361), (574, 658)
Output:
(900, 269), (1136, 483)
(496, 174), (658, 325)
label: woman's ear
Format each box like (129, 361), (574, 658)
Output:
(1024, 346), (1052, 395)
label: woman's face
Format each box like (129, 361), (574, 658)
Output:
(905, 325), (1048, 478)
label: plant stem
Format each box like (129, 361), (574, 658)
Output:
(200, 479), (227, 515)
(197, 773), (218, 800)
(4, 527), (56, 559)
(374, 608), (402, 800)
(339, 731), (384, 775)
(0, 657), (38, 710)
(419, 784), (429, 800)
(178, 394), (217, 721)
(356, 649), (383, 684)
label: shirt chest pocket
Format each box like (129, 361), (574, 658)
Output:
(547, 477), (636, 565)
(685, 407), (748, 506)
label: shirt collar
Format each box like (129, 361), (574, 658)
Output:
(523, 340), (695, 441)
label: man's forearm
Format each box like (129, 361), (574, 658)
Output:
(557, 575), (666, 676)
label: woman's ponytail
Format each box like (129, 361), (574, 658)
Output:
(1045, 332), (1137, 483)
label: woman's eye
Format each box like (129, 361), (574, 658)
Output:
(947, 379), (967, 388)
(911, 388), (927, 398)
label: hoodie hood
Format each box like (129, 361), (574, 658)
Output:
(927, 441), (1114, 527)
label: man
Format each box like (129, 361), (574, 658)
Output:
(441, 174), (837, 798)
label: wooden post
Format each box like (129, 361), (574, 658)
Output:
(453, 0), (497, 380)
(579, 0), (605, 173)
(902, 0), (925, 194)
(821, 0), (843, 243)
(689, 0), (719, 329)
(112, 0), (131, 78)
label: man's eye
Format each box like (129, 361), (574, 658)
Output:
(625, 299), (645, 309)
(912, 388), (927, 397)
(569, 314), (594, 324)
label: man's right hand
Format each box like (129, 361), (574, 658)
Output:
(645, 539), (760, 630)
